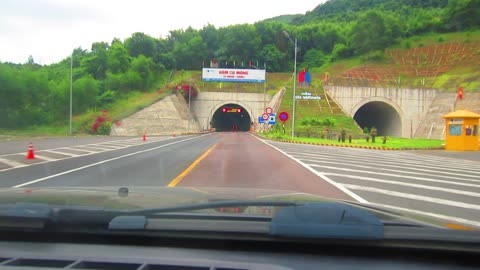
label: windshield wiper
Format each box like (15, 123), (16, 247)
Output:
(0, 201), (384, 240)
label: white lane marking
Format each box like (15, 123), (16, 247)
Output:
(43, 150), (79, 157)
(98, 142), (132, 147)
(275, 142), (480, 169)
(0, 137), (167, 157)
(0, 157), (27, 168)
(33, 154), (56, 161)
(306, 164), (480, 189)
(12, 133), (213, 188)
(71, 145), (112, 151)
(286, 149), (480, 174)
(0, 136), (191, 173)
(296, 154), (480, 182)
(90, 144), (123, 149)
(366, 203), (480, 228)
(299, 157), (480, 182)
(324, 173), (480, 198)
(341, 184), (480, 210)
(62, 147), (97, 153)
(253, 135), (367, 203)
(289, 150), (480, 177)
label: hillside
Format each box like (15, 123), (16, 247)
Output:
(319, 31), (480, 91)
(2, 0), (479, 134)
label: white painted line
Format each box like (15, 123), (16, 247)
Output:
(275, 142), (480, 170)
(12, 133), (213, 188)
(366, 203), (480, 228)
(287, 150), (480, 175)
(33, 154), (56, 161)
(253, 135), (368, 203)
(341, 184), (480, 210)
(89, 144), (122, 149)
(0, 157), (26, 168)
(43, 150), (79, 157)
(297, 152), (480, 179)
(80, 145), (116, 150)
(324, 173), (480, 198)
(62, 147), (97, 154)
(69, 146), (106, 152)
(306, 164), (480, 189)
(298, 156), (480, 182)
(97, 142), (130, 147)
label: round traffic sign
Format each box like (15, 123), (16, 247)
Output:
(279, 111), (289, 122)
(262, 113), (269, 120)
(265, 107), (273, 114)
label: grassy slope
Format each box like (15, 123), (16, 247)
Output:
(316, 30), (480, 91)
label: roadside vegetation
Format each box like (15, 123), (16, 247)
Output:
(260, 129), (444, 150)
(1, 0), (478, 136)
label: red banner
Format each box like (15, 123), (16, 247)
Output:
(458, 86), (464, 100)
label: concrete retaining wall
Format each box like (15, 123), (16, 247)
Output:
(110, 93), (200, 136)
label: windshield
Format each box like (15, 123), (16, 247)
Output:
(0, 0), (479, 240)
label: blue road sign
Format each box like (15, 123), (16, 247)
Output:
(269, 113), (276, 125)
(258, 116), (264, 124)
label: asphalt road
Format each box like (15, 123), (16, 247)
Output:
(264, 140), (480, 228)
(0, 132), (479, 228)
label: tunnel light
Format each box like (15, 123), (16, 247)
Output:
(222, 108), (227, 113)
(237, 108), (242, 113)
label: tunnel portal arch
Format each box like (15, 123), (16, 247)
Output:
(210, 102), (252, 131)
(352, 98), (403, 137)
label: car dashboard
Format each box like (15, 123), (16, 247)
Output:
(0, 231), (479, 270)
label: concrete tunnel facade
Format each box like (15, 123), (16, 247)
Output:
(352, 97), (404, 137)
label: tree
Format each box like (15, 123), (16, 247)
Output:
(301, 48), (326, 69)
(260, 44), (285, 71)
(72, 76), (99, 113)
(350, 11), (399, 55)
(130, 55), (155, 91)
(125, 32), (158, 58)
(80, 42), (109, 80)
(107, 40), (130, 74)
(445, 0), (480, 31)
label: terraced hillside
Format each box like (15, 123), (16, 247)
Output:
(331, 41), (480, 89)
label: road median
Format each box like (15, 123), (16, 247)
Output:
(252, 133), (445, 151)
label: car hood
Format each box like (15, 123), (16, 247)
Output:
(0, 186), (473, 230)
(0, 186), (329, 209)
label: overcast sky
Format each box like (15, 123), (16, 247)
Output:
(0, 0), (326, 65)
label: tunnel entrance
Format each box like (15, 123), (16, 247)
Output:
(353, 101), (402, 137)
(211, 103), (251, 132)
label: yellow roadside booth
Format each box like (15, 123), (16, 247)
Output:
(443, 110), (480, 151)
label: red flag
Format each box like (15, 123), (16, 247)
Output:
(457, 86), (464, 100)
(298, 68), (306, 83)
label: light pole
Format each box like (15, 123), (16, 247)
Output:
(69, 52), (73, 135)
(187, 79), (192, 132)
(283, 31), (297, 138)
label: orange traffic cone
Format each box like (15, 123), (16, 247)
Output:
(142, 133), (147, 141)
(26, 143), (35, 159)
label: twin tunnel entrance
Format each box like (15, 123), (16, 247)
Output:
(211, 103), (251, 132)
(210, 101), (402, 136)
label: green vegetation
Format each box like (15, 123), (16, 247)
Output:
(1, 0), (479, 133)
(261, 132), (444, 150)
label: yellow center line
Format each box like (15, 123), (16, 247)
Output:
(167, 143), (218, 187)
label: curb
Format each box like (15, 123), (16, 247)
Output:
(251, 133), (444, 151)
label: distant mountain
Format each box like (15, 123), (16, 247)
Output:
(291, 0), (449, 24)
(263, 14), (303, 24)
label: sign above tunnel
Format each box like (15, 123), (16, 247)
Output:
(222, 107), (243, 113)
(202, 68), (266, 83)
